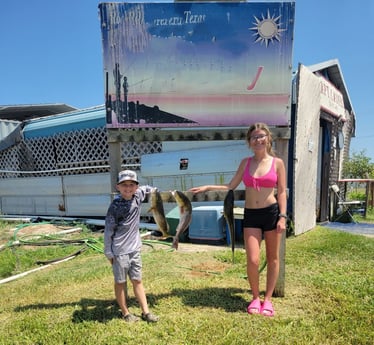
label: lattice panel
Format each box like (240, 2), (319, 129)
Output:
(0, 126), (163, 178)
(0, 142), (32, 178)
(24, 137), (57, 176)
(54, 127), (109, 174)
(122, 141), (162, 170)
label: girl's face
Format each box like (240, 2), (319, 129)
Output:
(248, 129), (269, 152)
(116, 181), (138, 200)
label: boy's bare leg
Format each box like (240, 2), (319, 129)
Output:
(114, 282), (130, 316)
(131, 279), (149, 315)
(132, 279), (159, 322)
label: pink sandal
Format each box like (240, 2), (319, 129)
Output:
(247, 299), (261, 314)
(261, 300), (275, 317)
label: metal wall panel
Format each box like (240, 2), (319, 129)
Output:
(63, 173), (111, 217)
(0, 176), (65, 216)
(141, 144), (250, 177)
(1, 196), (64, 216)
(0, 174), (112, 217)
(0, 176), (63, 196)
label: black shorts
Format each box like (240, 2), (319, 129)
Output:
(243, 203), (279, 232)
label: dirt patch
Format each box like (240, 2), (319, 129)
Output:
(189, 260), (229, 277)
(0, 223), (82, 246)
(178, 242), (229, 253)
(17, 224), (73, 236)
(141, 232), (231, 253)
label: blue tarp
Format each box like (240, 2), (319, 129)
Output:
(22, 106), (106, 139)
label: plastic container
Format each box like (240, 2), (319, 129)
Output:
(189, 206), (226, 244)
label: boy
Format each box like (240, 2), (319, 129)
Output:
(104, 169), (159, 322)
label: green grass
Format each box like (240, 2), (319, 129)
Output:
(0, 222), (373, 345)
(353, 206), (374, 223)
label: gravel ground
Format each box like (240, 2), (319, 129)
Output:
(322, 221), (374, 238)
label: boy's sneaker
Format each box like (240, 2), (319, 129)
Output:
(141, 312), (159, 323)
(122, 313), (140, 323)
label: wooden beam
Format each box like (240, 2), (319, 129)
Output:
(107, 127), (291, 143)
(108, 141), (122, 199)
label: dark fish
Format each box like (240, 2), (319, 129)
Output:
(149, 189), (169, 237)
(223, 189), (235, 263)
(171, 190), (192, 249)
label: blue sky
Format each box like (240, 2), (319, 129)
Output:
(0, 0), (373, 160)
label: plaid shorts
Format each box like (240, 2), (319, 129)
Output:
(112, 251), (142, 283)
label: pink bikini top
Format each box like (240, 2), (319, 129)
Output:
(242, 157), (277, 190)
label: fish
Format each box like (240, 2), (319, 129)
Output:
(223, 189), (235, 263)
(171, 190), (192, 250)
(148, 189), (169, 237)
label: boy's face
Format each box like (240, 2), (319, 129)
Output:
(116, 181), (138, 200)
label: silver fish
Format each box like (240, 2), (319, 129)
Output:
(149, 189), (169, 237)
(171, 190), (192, 249)
(223, 189), (235, 263)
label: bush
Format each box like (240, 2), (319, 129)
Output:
(348, 190), (366, 201)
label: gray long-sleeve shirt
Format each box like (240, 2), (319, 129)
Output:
(104, 186), (153, 259)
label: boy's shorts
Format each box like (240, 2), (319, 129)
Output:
(243, 203), (279, 232)
(112, 251), (142, 283)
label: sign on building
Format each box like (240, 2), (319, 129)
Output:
(99, 1), (295, 128)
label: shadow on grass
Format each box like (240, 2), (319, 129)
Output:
(166, 287), (248, 312)
(14, 298), (121, 323)
(14, 287), (248, 323)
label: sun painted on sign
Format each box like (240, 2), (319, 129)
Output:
(250, 10), (287, 46)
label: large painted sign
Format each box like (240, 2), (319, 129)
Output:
(99, 1), (295, 128)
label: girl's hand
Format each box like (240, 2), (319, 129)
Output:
(277, 218), (287, 233)
(189, 186), (207, 194)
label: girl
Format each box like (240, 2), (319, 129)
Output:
(189, 123), (287, 316)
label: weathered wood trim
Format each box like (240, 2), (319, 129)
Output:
(107, 127), (291, 143)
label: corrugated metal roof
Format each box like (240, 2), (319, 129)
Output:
(0, 104), (77, 121)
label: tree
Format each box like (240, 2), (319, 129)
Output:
(343, 150), (374, 179)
